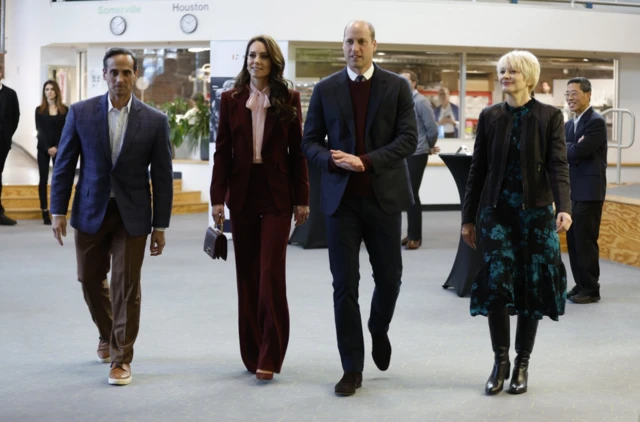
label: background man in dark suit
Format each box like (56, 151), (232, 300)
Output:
(50, 48), (173, 385)
(0, 64), (21, 226)
(301, 20), (417, 397)
(564, 77), (607, 304)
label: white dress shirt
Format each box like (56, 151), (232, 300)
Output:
(347, 64), (375, 82)
(573, 105), (592, 134)
(108, 94), (132, 168)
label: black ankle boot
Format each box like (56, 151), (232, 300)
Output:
(42, 210), (52, 225)
(0, 207), (17, 226)
(485, 309), (510, 395)
(508, 315), (539, 394)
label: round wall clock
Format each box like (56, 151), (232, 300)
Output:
(110, 16), (127, 36)
(180, 14), (198, 34)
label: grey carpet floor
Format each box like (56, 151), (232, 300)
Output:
(608, 182), (640, 199)
(0, 212), (638, 422)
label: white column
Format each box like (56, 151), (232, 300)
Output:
(4, 0), (41, 157)
(459, 52), (467, 139)
(86, 45), (108, 99)
(616, 54), (640, 165)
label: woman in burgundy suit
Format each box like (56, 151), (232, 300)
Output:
(210, 35), (310, 381)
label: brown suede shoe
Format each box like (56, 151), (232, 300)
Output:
(401, 237), (409, 246)
(97, 339), (110, 363)
(108, 362), (132, 386)
(405, 239), (422, 250)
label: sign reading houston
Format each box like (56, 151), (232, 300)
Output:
(173, 3), (210, 12)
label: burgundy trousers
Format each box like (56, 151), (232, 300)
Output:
(230, 164), (292, 373)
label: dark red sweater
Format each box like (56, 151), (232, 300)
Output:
(330, 77), (374, 199)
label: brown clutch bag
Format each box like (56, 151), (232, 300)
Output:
(203, 218), (228, 261)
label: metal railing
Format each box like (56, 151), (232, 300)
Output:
(516, 0), (640, 8)
(602, 108), (636, 185)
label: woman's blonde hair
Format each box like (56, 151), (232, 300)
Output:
(497, 50), (540, 93)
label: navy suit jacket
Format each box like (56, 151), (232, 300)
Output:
(50, 93), (173, 236)
(301, 65), (418, 216)
(564, 107), (607, 201)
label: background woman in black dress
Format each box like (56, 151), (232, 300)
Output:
(35, 80), (67, 225)
(461, 50), (572, 396)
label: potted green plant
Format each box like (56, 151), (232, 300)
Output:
(161, 98), (190, 156)
(185, 95), (211, 161)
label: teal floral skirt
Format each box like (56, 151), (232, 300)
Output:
(470, 202), (567, 321)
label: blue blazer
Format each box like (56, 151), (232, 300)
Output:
(434, 103), (459, 138)
(50, 93), (173, 236)
(301, 65), (418, 216)
(564, 107), (607, 202)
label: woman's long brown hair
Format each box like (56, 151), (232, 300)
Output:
(233, 35), (296, 122)
(38, 80), (68, 115)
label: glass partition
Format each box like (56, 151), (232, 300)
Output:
(295, 47), (615, 140)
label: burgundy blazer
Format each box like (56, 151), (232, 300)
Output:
(210, 88), (310, 212)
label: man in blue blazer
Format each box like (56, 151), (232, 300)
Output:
(302, 20), (417, 396)
(564, 77), (607, 304)
(50, 48), (173, 385)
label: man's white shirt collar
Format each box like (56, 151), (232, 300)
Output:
(108, 94), (133, 112)
(575, 105), (592, 121)
(347, 65), (375, 82)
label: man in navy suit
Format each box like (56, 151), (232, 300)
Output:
(564, 77), (607, 304)
(50, 48), (173, 385)
(302, 20), (417, 396)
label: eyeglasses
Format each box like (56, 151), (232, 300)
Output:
(565, 91), (581, 99)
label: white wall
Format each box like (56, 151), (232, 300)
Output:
(5, 0), (640, 204)
(4, 0), (43, 157)
(32, 0), (640, 54)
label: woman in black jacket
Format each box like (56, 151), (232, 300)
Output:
(35, 80), (67, 225)
(461, 50), (572, 396)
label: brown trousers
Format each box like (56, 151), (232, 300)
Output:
(75, 200), (147, 363)
(230, 164), (292, 373)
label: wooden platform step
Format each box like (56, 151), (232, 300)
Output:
(1, 179), (183, 197)
(172, 202), (209, 215)
(4, 209), (71, 220)
(1, 190), (202, 209)
(5, 201), (208, 220)
(560, 195), (640, 268)
(1, 179), (209, 220)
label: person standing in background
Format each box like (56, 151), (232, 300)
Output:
(564, 77), (607, 304)
(0, 64), (21, 226)
(35, 80), (68, 225)
(434, 87), (459, 138)
(399, 69), (439, 250)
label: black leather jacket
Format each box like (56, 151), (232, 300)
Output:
(462, 99), (571, 225)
